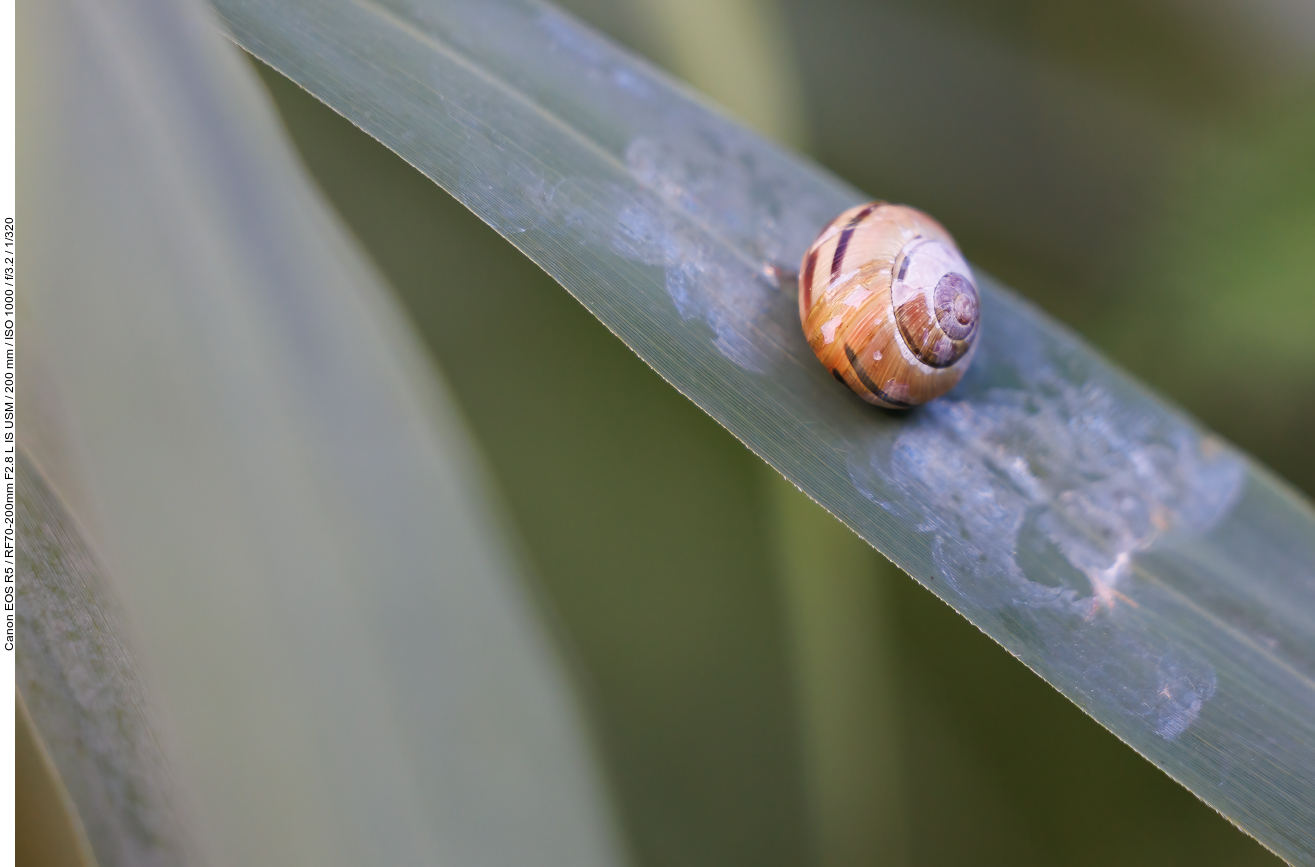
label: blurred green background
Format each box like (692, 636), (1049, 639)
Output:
(238, 1), (1311, 865)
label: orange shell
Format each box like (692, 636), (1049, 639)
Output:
(798, 202), (980, 408)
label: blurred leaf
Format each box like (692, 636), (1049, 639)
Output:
(250, 59), (816, 867)
(764, 471), (907, 867)
(16, 697), (93, 867)
(17, 451), (190, 867)
(210, 0), (1315, 860)
(16, 692), (93, 867)
(19, 0), (627, 864)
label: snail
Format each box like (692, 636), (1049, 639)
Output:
(798, 201), (980, 408)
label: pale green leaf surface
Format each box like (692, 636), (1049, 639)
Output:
(210, 0), (1315, 861)
(20, 0), (626, 864)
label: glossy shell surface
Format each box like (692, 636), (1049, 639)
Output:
(798, 202), (980, 408)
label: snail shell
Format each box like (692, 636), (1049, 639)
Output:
(798, 202), (980, 408)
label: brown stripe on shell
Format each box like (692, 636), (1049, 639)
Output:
(830, 203), (878, 279)
(845, 343), (913, 408)
(801, 249), (819, 311)
(896, 251), (912, 282)
(895, 299), (938, 366)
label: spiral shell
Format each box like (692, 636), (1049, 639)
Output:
(798, 202), (980, 408)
